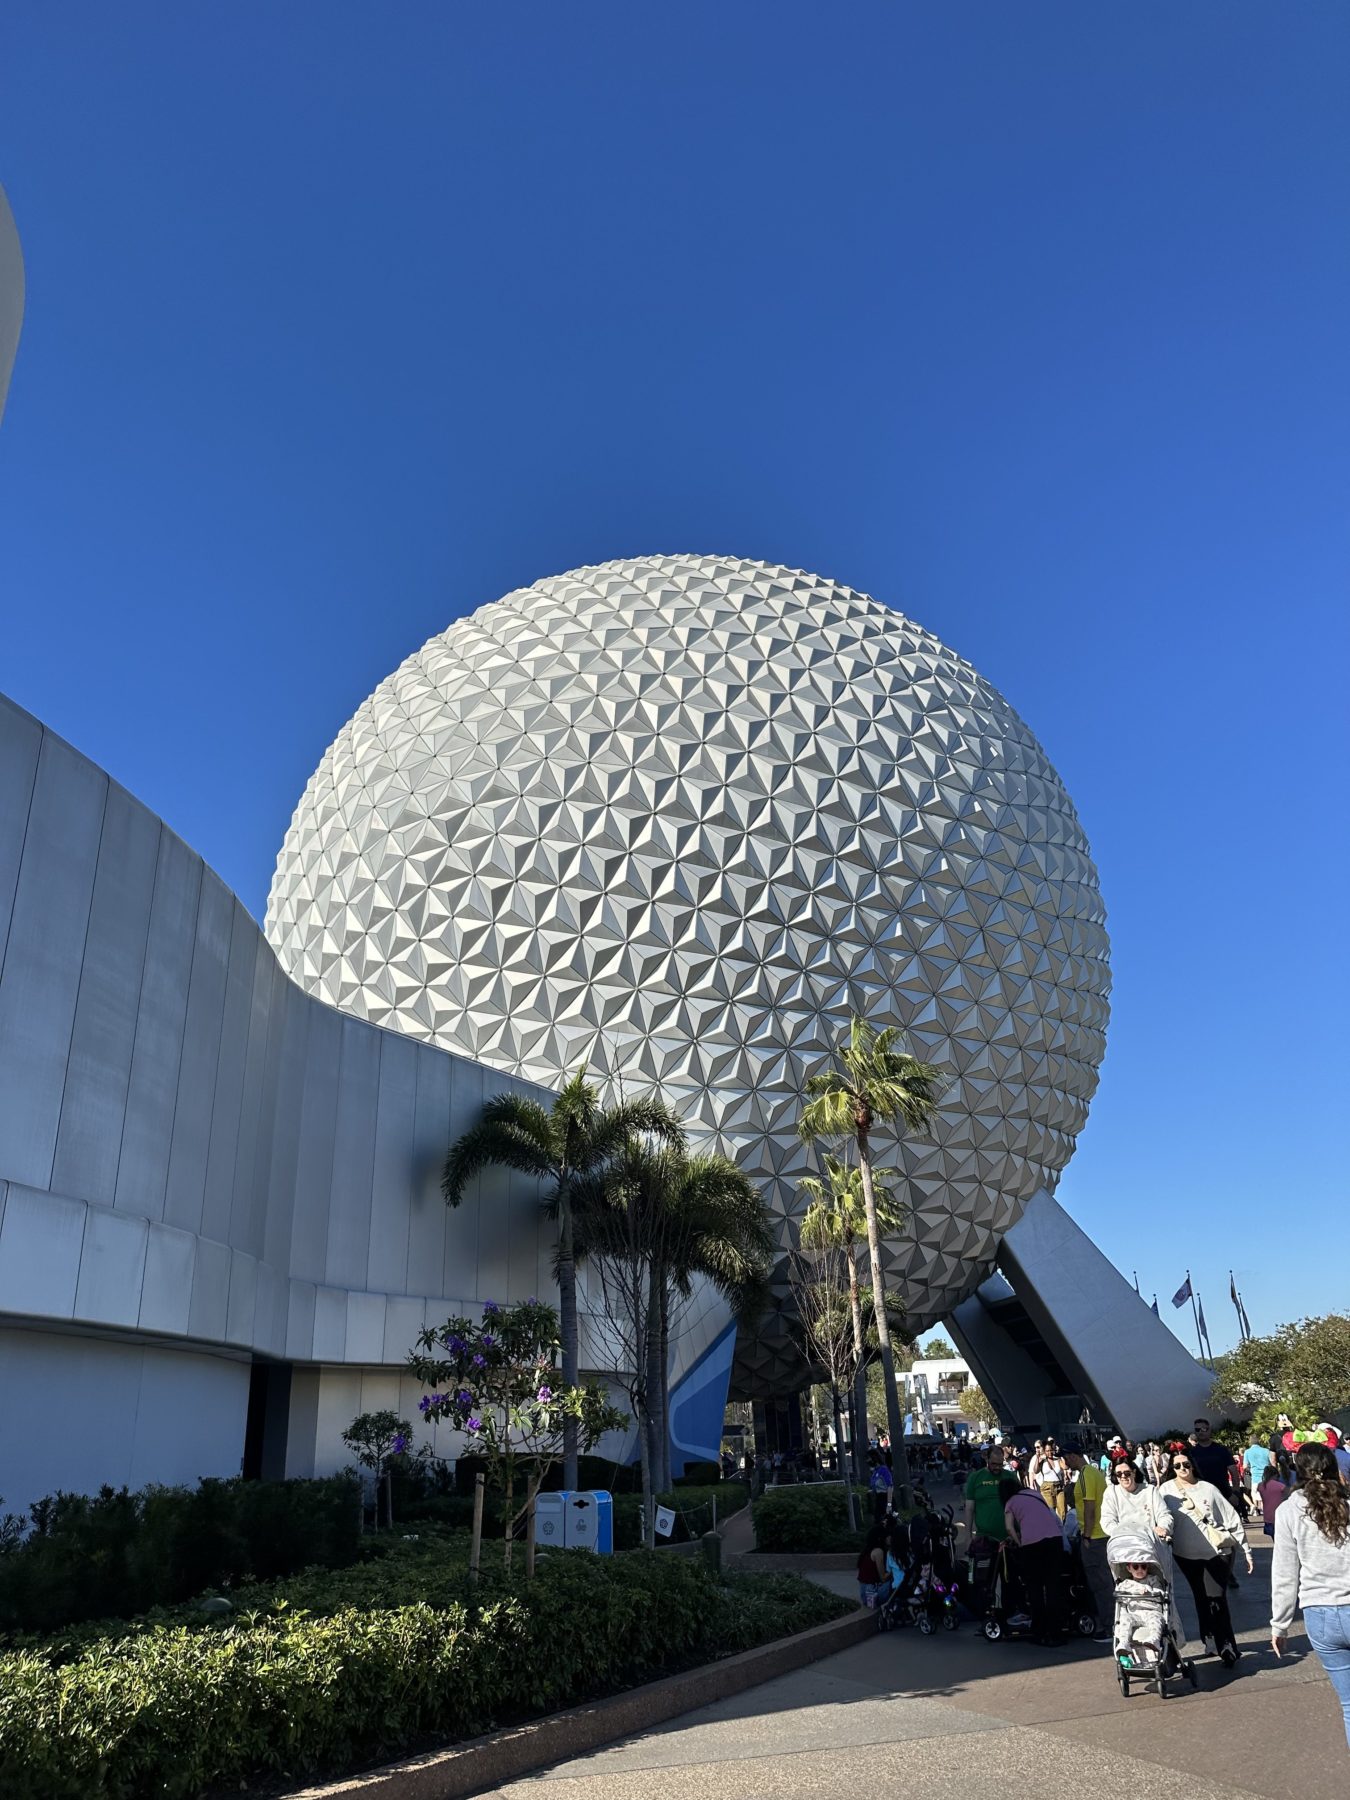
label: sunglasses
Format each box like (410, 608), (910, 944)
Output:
(1173, 1461), (1192, 1470)
(1117, 1466), (1137, 1478)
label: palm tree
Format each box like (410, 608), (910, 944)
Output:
(650, 1151), (774, 1491)
(798, 1015), (943, 1503)
(442, 1069), (680, 1489)
(575, 1142), (773, 1500)
(800, 1154), (908, 1484)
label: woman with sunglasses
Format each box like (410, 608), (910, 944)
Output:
(1162, 1451), (1253, 1665)
(1102, 1456), (1185, 1644)
(1102, 1454), (1172, 1542)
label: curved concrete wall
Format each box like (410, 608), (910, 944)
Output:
(0, 694), (731, 1509)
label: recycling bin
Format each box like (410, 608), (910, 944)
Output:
(563, 1489), (613, 1553)
(533, 1492), (567, 1548)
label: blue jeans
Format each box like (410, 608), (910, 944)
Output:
(1304, 1605), (1350, 1746)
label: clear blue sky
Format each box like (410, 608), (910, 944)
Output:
(2, 4), (1346, 1352)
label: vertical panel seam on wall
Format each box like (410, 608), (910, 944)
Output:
(108, 823), (165, 1210)
(0, 720), (43, 989)
(49, 772), (114, 1190)
(197, 899), (238, 1243)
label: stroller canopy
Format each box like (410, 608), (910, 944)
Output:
(1106, 1529), (1166, 1582)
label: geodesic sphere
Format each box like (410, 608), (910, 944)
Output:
(265, 556), (1110, 1387)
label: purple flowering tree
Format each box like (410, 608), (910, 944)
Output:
(341, 1409), (415, 1527)
(409, 1297), (628, 1571)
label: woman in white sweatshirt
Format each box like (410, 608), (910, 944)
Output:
(1272, 1442), (1350, 1747)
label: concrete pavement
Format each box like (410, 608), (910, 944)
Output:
(492, 1525), (1348, 1800)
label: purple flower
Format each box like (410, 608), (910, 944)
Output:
(536, 1385), (552, 1403)
(445, 1334), (466, 1355)
(472, 1354), (486, 1369)
(457, 1389), (474, 1409)
(482, 1299), (500, 1316)
(466, 1417), (483, 1434)
(391, 1434), (408, 1456)
(417, 1396), (431, 1414)
(480, 1333), (496, 1349)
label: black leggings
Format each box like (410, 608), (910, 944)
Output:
(1173, 1553), (1236, 1652)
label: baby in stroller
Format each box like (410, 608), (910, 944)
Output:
(1106, 1528), (1197, 1697)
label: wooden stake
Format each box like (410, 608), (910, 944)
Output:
(469, 1472), (485, 1585)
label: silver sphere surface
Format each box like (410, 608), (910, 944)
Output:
(266, 556), (1110, 1390)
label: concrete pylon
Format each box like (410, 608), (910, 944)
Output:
(950, 1189), (1215, 1442)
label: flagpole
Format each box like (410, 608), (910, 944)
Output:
(1187, 1270), (1206, 1363)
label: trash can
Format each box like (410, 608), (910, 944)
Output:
(556, 1490), (613, 1553)
(534, 1492), (568, 1548)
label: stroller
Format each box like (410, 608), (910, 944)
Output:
(979, 1535), (1099, 1643)
(1105, 1529), (1198, 1698)
(878, 1506), (962, 1636)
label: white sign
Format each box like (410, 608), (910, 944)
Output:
(654, 1505), (676, 1539)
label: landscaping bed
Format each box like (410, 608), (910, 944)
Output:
(0, 1529), (850, 1800)
(750, 1483), (887, 1553)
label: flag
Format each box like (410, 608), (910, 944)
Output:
(1133, 1271), (1141, 1295)
(654, 1505), (676, 1538)
(1239, 1296), (1253, 1339)
(1151, 1295), (1159, 1317)
(1171, 1277), (1192, 1309)
(1230, 1272), (1249, 1341)
(1197, 1297), (1209, 1342)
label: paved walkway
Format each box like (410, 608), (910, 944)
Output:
(494, 1527), (1348, 1800)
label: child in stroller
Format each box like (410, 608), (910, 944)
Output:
(878, 1509), (961, 1635)
(1106, 1529), (1198, 1698)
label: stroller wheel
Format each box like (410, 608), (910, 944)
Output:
(917, 1613), (936, 1636)
(1117, 1664), (1130, 1696)
(1186, 1660), (1199, 1689)
(1076, 1612), (1098, 1638)
(1155, 1666), (1168, 1698)
(942, 1610), (959, 1631)
(983, 1617), (1002, 1641)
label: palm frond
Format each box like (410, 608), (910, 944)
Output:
(441, 1109), (557, 1205)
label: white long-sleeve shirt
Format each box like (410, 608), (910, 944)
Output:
(1271, 1490), (1350, 1636)
(1101, 1480), (1171, 1542)
(1159, 1479), (1245, 1562)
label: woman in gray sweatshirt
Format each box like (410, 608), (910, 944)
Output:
(1271, 1442), (1350, 1747)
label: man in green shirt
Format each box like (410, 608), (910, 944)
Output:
(964, 1445), (1013, 1542)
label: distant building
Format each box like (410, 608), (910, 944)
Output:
(907, 1354), (980, 1436)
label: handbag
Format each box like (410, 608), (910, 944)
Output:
(1180, 1490), (1231, 1555)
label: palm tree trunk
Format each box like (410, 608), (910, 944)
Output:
(846, 1240), (869, 1486)
(657, 1280), (672, 1493)
(558, 1179), (579, 1491)
(831, 1386), (857, 1530)
(856, 1131), (911, 1506)
(645, 1259), (665, 1504)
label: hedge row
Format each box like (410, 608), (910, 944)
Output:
(0, 1542), (851, 1800)
(751, 1483), (873, 1553)
(0, 1477), (360, 1635)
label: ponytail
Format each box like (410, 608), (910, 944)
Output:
(1294, 1443), (1350, 1547)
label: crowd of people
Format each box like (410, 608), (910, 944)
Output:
(853, 1414), (1350, 1743)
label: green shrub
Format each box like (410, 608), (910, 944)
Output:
(0, 1476), (360, 1636)
(612, 1483), (749, 1549)
(0, 1541), (850, 1800)
(751, 1484), (869, 1553)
